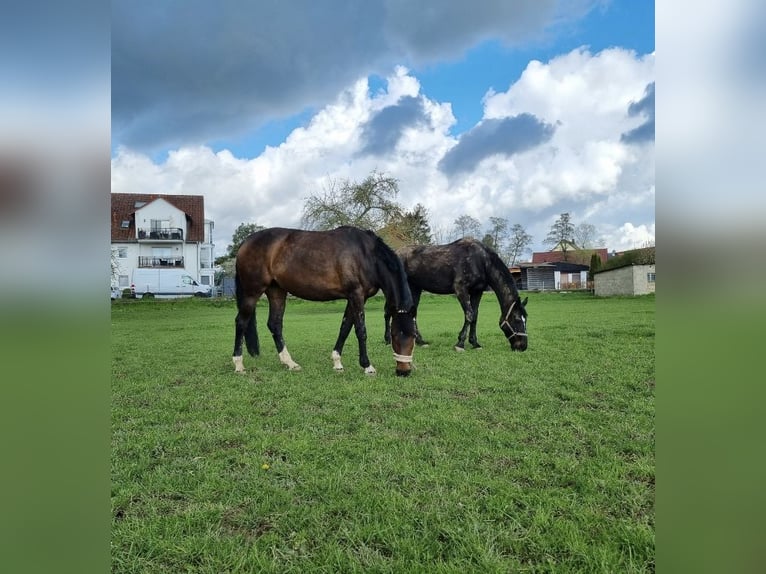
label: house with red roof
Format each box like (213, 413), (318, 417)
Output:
(111, 193), (215, 295)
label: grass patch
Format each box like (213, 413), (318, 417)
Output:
(112, 291), (654, 572)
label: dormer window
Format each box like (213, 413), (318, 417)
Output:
(120, 220), (130, 228)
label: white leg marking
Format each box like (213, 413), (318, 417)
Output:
(278, 347), (302, 371)
(454, 346), (465, 352)
(233, 356), (245, 372)
(331, 350), (344, 371)
(365, 365), (377, 375)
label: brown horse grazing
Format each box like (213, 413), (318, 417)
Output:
(384, 238), (528, 352)
(233, 226), (416, 376)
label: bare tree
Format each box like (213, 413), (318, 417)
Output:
(574, 222), (598, 249)
(301, 171), (402, 231)
(453, 214), (481, 239)
(507, 223), (533, 266)
(111, 247), (119, 283)
(431, 225), (450, 244)
(487, 216), (509, 252)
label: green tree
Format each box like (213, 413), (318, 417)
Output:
(544, 212), (576, 260)
(481, 233), (497, 251)
(507, 223), (533, 266)
(588, 252), (602, 281)
(397, 203), (432, 244)
(225, 222), (265, 259)
(301, 171), (403, 231)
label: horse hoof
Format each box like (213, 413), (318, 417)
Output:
(334, 367), (344, 372)
(364, 366), (377, 375)
(288, 365), (302, 371)
(454, 346), (465, 352)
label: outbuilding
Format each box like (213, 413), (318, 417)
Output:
(594, 263), (655, 296)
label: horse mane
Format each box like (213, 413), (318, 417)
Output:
(478, 242), (524, 310)
(367, 231), (414, 312)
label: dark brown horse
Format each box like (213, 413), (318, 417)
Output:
(384, 238), (528, 352)
(233, 226), (416, 376)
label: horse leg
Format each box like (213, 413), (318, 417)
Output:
(332, 302), (356, 371)
(344, 293), (376, 374)
(383, 307), (392, 344)
(410, 288), (428, 346)
(266, 286), (301, 371)
(468, 291), (483, 349)
(454, 287), (475, 352)
(232, 294), (260, 372)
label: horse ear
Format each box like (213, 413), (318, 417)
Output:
(522, 296), (528, 307)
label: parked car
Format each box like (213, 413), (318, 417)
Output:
(111, 285), (121, 300)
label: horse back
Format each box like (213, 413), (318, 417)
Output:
(398, 240), (488, 294)
(236, 227), (378, 300)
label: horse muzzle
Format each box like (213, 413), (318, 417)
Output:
(510, 335), (528, 351)
(393, 352), (413, 376)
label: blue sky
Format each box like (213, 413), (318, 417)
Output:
(111, 1), (655, 255)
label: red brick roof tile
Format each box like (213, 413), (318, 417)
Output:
(111, 193), (206, 242)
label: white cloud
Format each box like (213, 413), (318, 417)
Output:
(112, 47), (654, 255)
(601, 222), (656, 253)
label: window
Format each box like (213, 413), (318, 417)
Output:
(200, 247), (212, 269)
(647, 272), (656, 283)
(120, 220), (130, 229)
(118, 275), (129, 287)
(117, 247), (127, 258)
(200, 275), (211, 285)
(151, 219), (170, 231)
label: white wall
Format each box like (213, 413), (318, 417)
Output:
(112, 198), (215, 290)
(134, 199), (187, 238)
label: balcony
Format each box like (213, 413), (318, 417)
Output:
(137, 228), (184, 241)
(138, 256), (185, 268)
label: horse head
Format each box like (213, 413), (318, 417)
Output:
(499, 296), (528, 351)
(389, 306), (416, 376)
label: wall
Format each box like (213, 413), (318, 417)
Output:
(526, 268), (556, 290)
(134, 199), (187, 238)
(632, 264), (656, 294)
(594, 264), (656, 296)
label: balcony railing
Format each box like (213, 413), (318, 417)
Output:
(137, 228), (184, 241)
(138, 256), (185, 268)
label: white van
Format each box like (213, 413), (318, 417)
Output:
(131, 269), (212, 298)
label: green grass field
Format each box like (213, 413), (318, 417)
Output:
(111, 291), (654, 573)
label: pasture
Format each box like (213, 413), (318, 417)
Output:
(111, 292), (655, 573)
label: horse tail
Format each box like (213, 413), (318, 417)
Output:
(235, 270), (260, 356)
